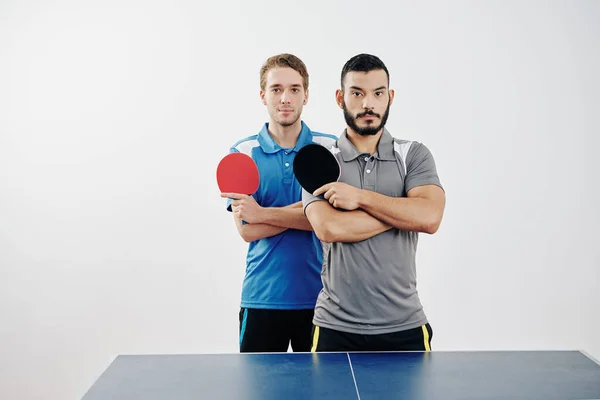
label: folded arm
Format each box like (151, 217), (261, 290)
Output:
(258, 201), (313, 231)
(232, 213), (287, 243)
(222, 194), (312, 242)
(304, 200), (392, 243)
(358, 184), (446, 234)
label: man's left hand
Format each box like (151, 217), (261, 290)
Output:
(313, 182), (362, 211)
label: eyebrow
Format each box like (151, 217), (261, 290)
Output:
(269, 84), (303, 88)
(349, 85), (387, 91)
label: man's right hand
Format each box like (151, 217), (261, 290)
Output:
(221, 193), (265, 224)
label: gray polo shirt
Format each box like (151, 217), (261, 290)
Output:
(302, 128), (443, 335)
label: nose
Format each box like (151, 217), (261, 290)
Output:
(362, 94), (375, 109)
(280, 90), (291, 104)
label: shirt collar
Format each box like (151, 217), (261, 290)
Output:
(337, 127), (396, 161)
(257, 120), (314, 154)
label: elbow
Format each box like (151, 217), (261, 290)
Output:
(423, 223), (438, 235)
(305, 203), (341, 243)
(422, 214), (443, 234)
(313, 227), (333, 243)
(313, 220), (339, 243)
(238, 227), (256, 243)
(241, 235), (254, 243)
(318, 231), (336, 243)
(240, 233), (254, 243)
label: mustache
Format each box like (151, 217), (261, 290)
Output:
(356, 110), (380, 118)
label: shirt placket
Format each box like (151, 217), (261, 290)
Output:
(282, 149), (294, 184)
(362, 155), (376, 191)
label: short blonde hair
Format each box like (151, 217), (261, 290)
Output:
(259, 53), (309, 91)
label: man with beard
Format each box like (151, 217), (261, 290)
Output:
(221, 53), (337, 353)
(302, 53), (446, 352)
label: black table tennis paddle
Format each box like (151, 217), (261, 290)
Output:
(293, 143), (340, 194)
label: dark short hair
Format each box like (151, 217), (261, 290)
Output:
(340, 53), (389, 89)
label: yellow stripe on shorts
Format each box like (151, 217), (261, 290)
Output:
(311, 326), (320, 352)
(422, 325), (431, 351)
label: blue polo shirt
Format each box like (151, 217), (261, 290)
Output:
(226, 121), (338, 309)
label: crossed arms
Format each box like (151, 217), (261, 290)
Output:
(222, 180), (445, 244)
(220, 194), (313, 243)
(304, 182), (446, 243)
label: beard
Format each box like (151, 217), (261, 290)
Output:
(271, 108), (301, 127)
(277, 118), (299, 127)
(343, 99), (390, 136)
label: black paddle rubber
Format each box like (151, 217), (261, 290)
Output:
(293, 144), (340, 194)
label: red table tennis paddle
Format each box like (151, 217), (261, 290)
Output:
(293, 144), (340, 194)
(217, 152), (260, 195)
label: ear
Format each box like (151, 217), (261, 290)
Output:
(388, 89), (395, 106)
(260, 90), (267, 105)
(303, 88), (309, 105)
(335, 89), (344, 109)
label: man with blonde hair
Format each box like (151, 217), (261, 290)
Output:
(221, 53), (337, 352)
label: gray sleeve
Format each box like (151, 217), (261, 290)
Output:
(302, 187), (326, 215)
(404, 142), (443, 193)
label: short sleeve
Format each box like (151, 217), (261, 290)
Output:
(302, 187), (326, 215)
(404, 142), (444, 193)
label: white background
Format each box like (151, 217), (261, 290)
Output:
(1, 1), (599, 399)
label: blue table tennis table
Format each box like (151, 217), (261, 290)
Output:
(80, 350), (600, 399)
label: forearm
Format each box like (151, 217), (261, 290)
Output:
(233, 202), (308, 242)
(260, 202), (313, 231)
(330, 210), (391, 242)
(235, 217), (287, 242)
(358, 190), (443, 234)
(306, 201), (392, 243)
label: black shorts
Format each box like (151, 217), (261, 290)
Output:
(311, 323), (433, 352)
(238, 308), (314, 353)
